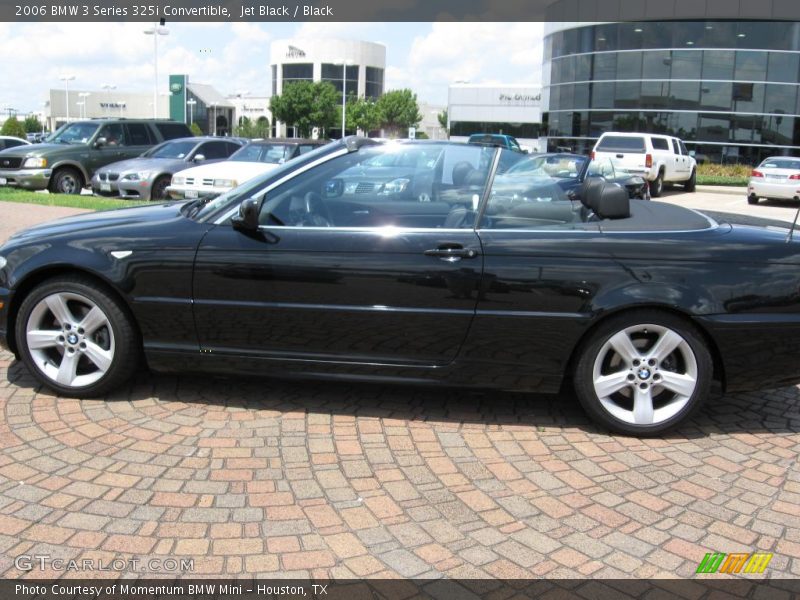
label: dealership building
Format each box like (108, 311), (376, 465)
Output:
(269, 38), (386, 137)
(448, 83), (545, 151)
(45, 88), (169, 131)
(543, 20), (800, 162)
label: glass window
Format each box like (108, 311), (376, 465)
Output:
(271, 65), (277, 97)
(639, 23), (673, 50)
(125, 123), (152, 145)
(481, 150), (580, 230)
(618, 23), (644, 52)
(257, 143), (491, 229)
(282, 63), (313, 86)
(97, 124), (126, 146)
(670, 82), (700, 110)
(702, 50), (734, 80)
(558, 56), (575, 85)
(670, 139), (680, 153)
(651, 137), (669, 150)
(734, 51), (767, 82)
(615, 81), (641, 109)
(642, 50), (672, 79)
(616, 52), (642, 80)
(558, 85), (573, 111)
(586, 158), (616, 178)
(593, 53), (616, 80)
(640, 81), (670, 109)
(672, 22), (705, 50)
(197, 141), (231, 159)
(679, 141), (690, 155)
(764, 84), (797, 116)
(589, 112), (613, 137)
(321, 64), (358, 98)
(767, 53), (800, 83)
(670, 50), (702, 79)
(668, 113), (698, 140)
(612, 112), (645, 132)
(731, 115), (758, 142)
(594, 23), (617, 52)
(590, 82), (615, 109)
(762, 114), (794, 145)
(449, 121), (540, 138)
(147, 140), (196, 159)
(575, 54), (592, 81)
(733, 83), (764, 113)
(47, 122), (99, 144)
(155, 122), (192, 140)
(573, 83), (590, 110)
(365, 67), (384, 99)
(700, 83), (732, 111)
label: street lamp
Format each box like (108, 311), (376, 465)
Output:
(78, 92), (91, 118)
(186, 98), (196, 126)
(76, 101), (85, 119)
(334, 59), (354, 138)
(143, 21), (169, 118)
(59, 74), (76, 123)
(101, 83), (116, 116)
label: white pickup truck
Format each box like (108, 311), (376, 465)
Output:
(592, 133), (696, 197)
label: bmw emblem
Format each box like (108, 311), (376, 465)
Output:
(67, 333), (79, 345)
(637, 367), (651, 380)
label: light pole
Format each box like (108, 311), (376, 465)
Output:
(143, 21), (169, 118)
(78, 92), (90, 118)
(334, 59), (354, 138)
(101, 83), (116, 116)
(76, 101), (85, 119)
(59, 74), (75, 124)
(186, 98), (196, 126)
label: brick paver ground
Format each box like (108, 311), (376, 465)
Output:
(0, 200), (799, 580)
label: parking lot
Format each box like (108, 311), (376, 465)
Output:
(0, 191), (799, 582)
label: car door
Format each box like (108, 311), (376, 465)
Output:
(192, 142), (489, 366)
(193, 140), (236, 165)
(671, 138), (688, 180)
(122, 123), (155, 161)
(86, 123), (128, 175)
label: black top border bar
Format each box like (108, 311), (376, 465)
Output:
(4, 0), (800, 22)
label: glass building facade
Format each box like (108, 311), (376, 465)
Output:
(544, 22), (800, 163)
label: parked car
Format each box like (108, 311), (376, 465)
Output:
(468, 133), (526, 153)
(25, 133), (45, 144)
(167, 138), (328, 200)
(592, 132), (696, 197)
(0, 119), (193, 195)
(92, 137), (246, 201)
(0, 136), (31, 151)
(747, 157), (800, 204)
(503, 153), (649, 200)
(3, 138), (800, 437)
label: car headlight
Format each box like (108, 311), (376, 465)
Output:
(172, 176), (185, 186)
(0, 255), (6, 270)
(22, 157), (47, 168)
(213, 179), (237, 188)
(122, 171), (152, 181)
(380, 178), (410, 195)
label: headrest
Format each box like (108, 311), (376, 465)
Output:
(595, 183), (630, 219)
(581, 177), (605, 210)
(452, 161), (475, 186)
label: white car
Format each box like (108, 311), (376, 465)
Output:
(592, 132), (696, 197)
(0, 136), (31, 151)
(747, 157), (800, 204)
(167, 139), (327, 200)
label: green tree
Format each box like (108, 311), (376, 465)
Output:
(190, 122), (203, 136)
(23, 114), (43, 134)
(235, 116), (270, 139)
(345, 96), (380, 134)
(269, 81), (338, 138)
(376, 89), (422, 138)
(437, 109), (449, 137)
(1, 118), (26, 138)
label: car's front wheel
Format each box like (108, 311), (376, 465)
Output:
(150, 175), (171, 201)
(573, 311), (712, 436)
(49, 168), (83, 195)
(15, 276), (139, 397)
(748, 194), (759, 205)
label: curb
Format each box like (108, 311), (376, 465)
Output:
(695, 185), (747, 196)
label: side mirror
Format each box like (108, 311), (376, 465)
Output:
(94, 137), (107, 148)
(231, 197), (261, 232)
(193, 154), (205, 162)
(689, 150), (696, 157)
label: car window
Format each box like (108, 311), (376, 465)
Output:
(760, 158), (800, 169)
(298, 144), (318, 155)
(596, 136), (646, 153)
(671, 139), (681, 154)
(231, 143), (292, 164)
(98, 124), (126, 147)
(154, 122), (193, 140)
(481, 149), (579, 230)
(679, 141), (690, 156)
(46, 122), (99, 144)
(146, 140), (197, 159)
(198, 141), (232, 160)
(256, 143), (490, 229)
(126, 123), (152, 145)
(651, 138), (669, 151)
(4, 139), (26, 149)
(225, 142), (243, 156)
(586, 158), (616, 179)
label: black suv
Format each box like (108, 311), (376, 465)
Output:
(0, 119), (193, 195)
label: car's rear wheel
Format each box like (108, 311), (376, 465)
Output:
(49, 168), (83, 195)
(15, 276), (139, 397)
(150, 175), (171, 201)
(685, 168), (696, 192)
(748, 194), (759, 205)
(573, 310), (712, 436)
(651, 171), (664, 197)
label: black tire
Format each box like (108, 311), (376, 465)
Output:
(685, 169), (696, 192)
(747, 194), (759, 205)
(150, 175), (171, 201)
(15, 275), (139, 397)
(573, 310), (712, 436)
(49, 168), (83, 195)
(651, 170), (664, 197)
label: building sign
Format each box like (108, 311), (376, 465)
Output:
(100, 102), (127, 108)
(286, 45), (306, 58)
(499, 93), (541, 103)
(170, 82), (183, 93)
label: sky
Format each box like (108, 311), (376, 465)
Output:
(0, 21), (544, 115)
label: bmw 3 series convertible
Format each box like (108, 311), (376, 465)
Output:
(1, 138), (799, 436)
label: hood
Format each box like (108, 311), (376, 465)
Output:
(96, 157), (187, 174)
(4, 202), (185, 244)
(174, 161), (279, 183)
(0, 142), (86, 159)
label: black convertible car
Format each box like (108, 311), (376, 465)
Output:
(1, 138), (799, 436)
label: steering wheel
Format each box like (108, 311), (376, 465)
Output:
(302, 191), (333, 227)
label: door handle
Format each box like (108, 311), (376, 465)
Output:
(424, 246), (480, 262)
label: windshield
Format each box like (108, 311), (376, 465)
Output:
(231, 143), (292, 164)
(145, 140), (197, 159)
(46, 122), (99, 144)
(507, 155), (586, 179)
(361, 146), (442, 169)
